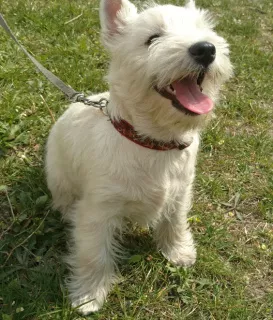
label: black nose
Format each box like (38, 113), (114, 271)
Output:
(189, 41), (216, 67)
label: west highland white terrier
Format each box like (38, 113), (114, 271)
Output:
(46, 0), (232, 314)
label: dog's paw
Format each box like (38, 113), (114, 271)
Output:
(71, 294), (103, 315)
(162, 244), (196, 267)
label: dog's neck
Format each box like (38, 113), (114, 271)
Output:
(107, 90), (208, 146)
(110, 118), (190, 151)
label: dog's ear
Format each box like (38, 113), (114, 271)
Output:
(100, 0), (137, 44)
(185, 0), (196, 9)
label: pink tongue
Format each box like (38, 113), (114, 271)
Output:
(172, 78), (213, 114)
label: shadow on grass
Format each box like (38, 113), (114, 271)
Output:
(0, 161), (68, 319)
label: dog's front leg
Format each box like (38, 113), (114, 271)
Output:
(154, 184), (196, 267)
(67, 198), (122, 315)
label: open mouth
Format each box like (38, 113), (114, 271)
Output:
(155, 71), (213, 116)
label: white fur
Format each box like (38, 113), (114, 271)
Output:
(46, 0), (232, 315)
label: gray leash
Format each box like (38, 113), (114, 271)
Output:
(0, 13), (108, 110)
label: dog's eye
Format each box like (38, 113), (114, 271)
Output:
(145, 34), (160, 46)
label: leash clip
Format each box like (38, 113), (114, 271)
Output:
(72, 93), (109, 116)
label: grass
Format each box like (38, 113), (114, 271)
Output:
(0, 0), (272, 319)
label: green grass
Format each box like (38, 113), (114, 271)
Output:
(0, 0), (272, 319)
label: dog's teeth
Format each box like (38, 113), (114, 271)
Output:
(170, 85), (176, 94)
(166, 85), (175, 95)
(166, 85), (172, 93)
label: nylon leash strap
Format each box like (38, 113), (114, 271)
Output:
(0, 13), (107, 108)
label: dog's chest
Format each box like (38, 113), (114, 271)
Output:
(119, 151), (195, 223)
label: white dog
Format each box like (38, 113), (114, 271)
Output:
(46, 0), (232, 314)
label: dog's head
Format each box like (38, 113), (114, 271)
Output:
(100, 0), (233, 133)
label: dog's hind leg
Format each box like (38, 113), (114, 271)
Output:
(45, 137), (76, 219)
(67, 196), (123, 315)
